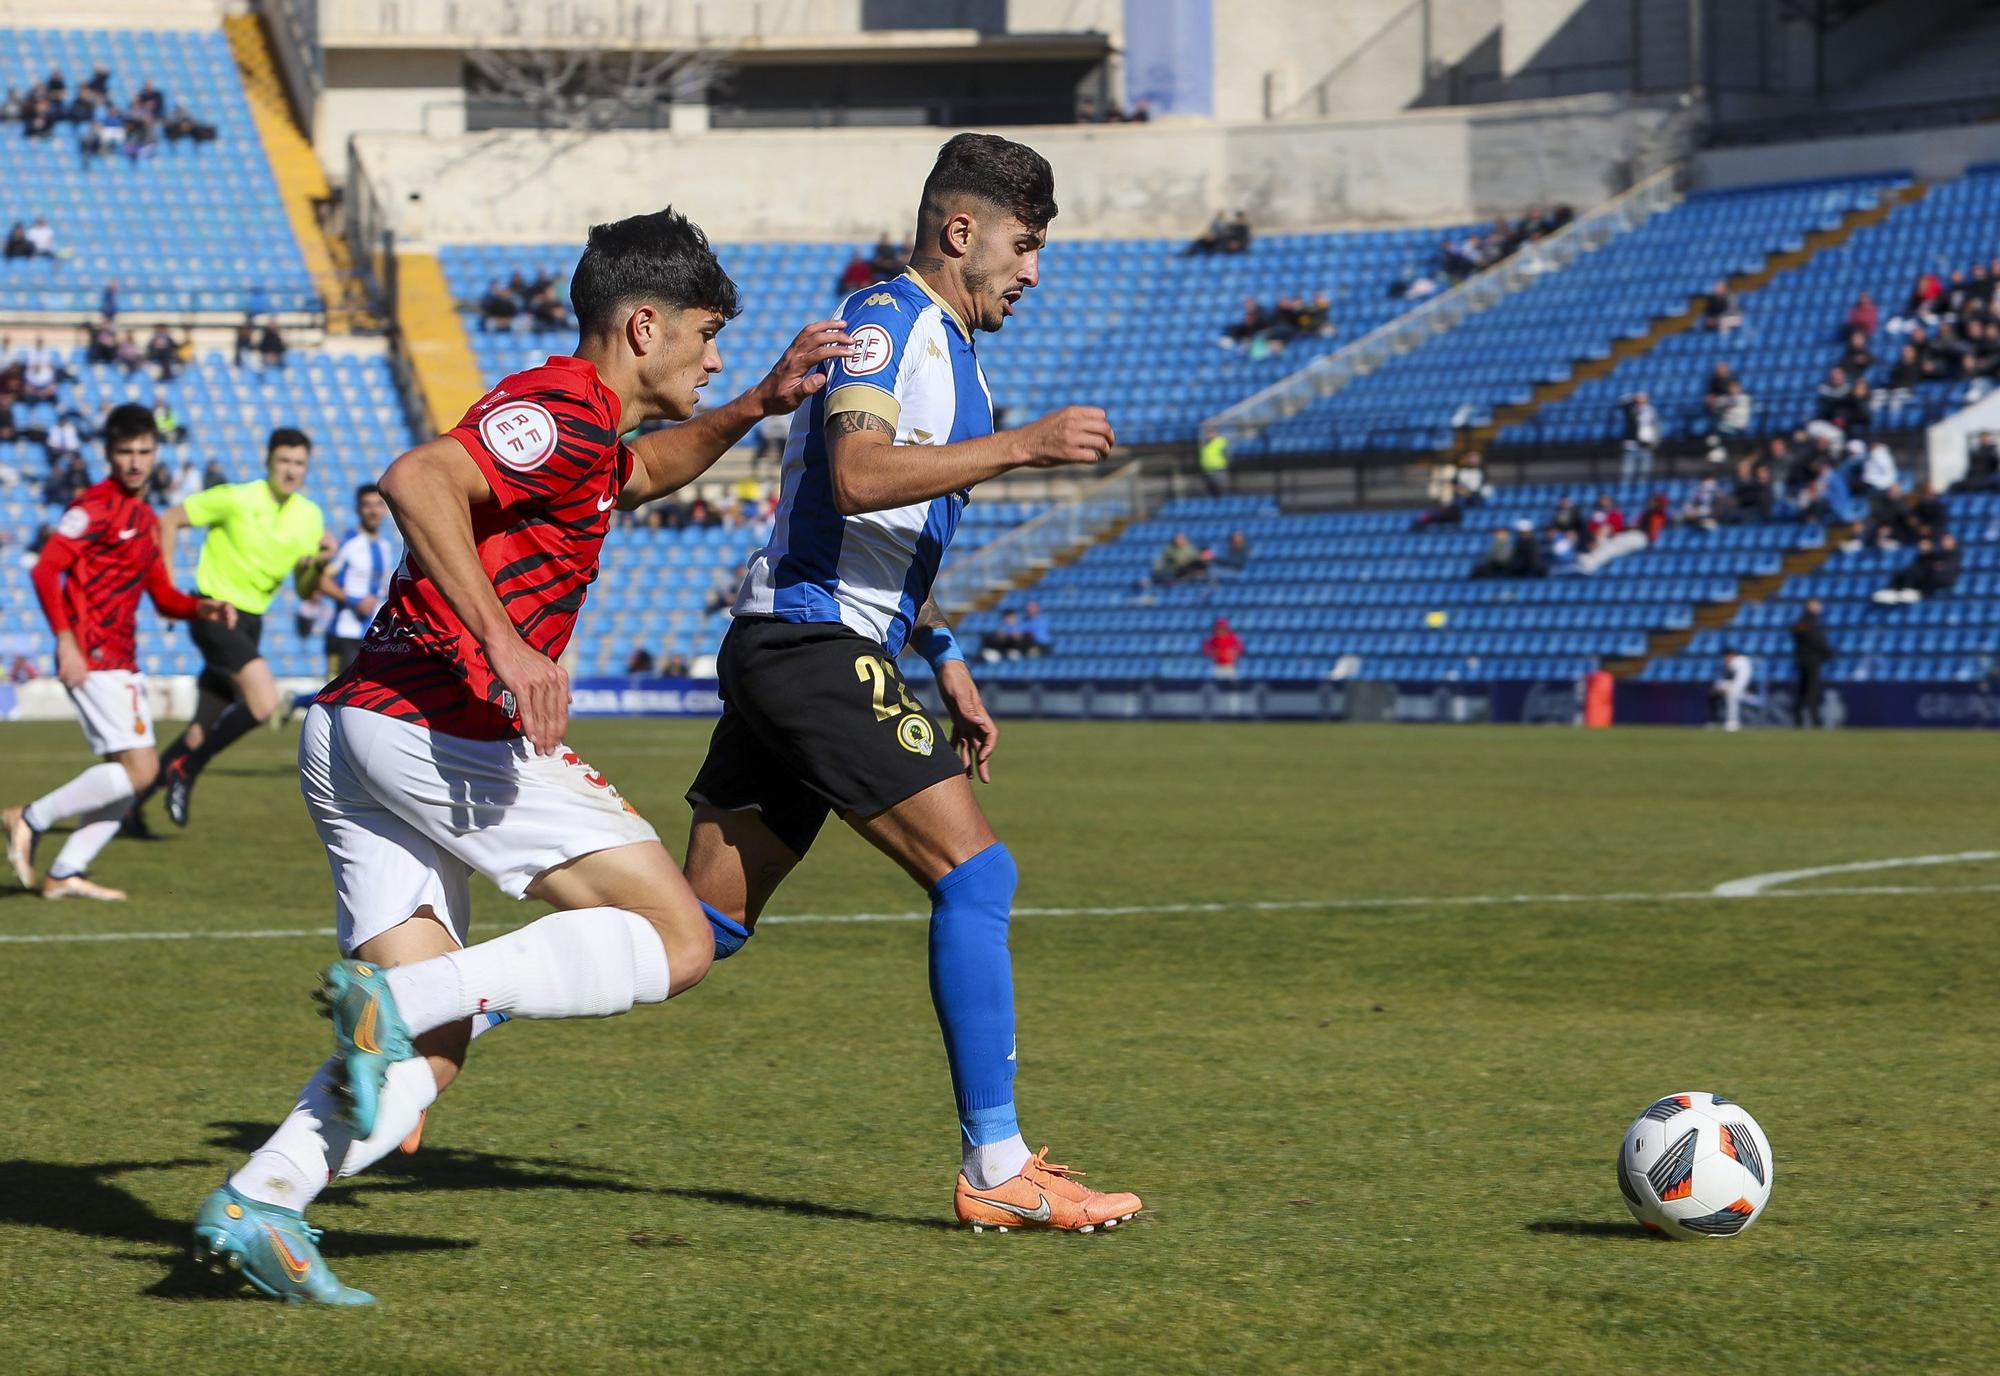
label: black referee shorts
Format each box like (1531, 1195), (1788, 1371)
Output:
(687, 616), (962, 858)
(190, 608), (264, 698)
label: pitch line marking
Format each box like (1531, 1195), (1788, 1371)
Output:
(6, 881), (2000, 947)
(1710, 851), (2000, 898)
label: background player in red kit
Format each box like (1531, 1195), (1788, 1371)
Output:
(5, 404), (234, 900)
(192, 208), (853, 1304)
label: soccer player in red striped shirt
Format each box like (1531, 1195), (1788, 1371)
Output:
(193, 208), (852, 1303)
(5, 404), (234, 899)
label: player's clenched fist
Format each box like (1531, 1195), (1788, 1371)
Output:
(1013, 405), (1115, 468)
(490, 635), (571, 755)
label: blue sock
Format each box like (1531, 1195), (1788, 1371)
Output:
(927, 842), (1020, 1149)
(702, 901), (751, 960)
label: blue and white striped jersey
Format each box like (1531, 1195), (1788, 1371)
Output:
(327, 528), (396, 640)
(734, 270), (992, 656)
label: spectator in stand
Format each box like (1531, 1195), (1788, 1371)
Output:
(1699, 279), (1742, 335)
(154, 398), (187, 446)
(1705, 377), (1752, 461)
(135, 78), (164, 119)
(44, 409), (86, 461)
(1885, 342), (1924, 394)
(1731, 457), (1775, 523)
(1550, 495), (1587, 541)
(1219, 297), (1269, 349)
(113, 329), (144, 376)
(1619, 392), (1659, 482)
(1474, 521), (1544, 579)
(529, 285), (571, 330)
(978, 611), (1034, 661)
(624, 646), (656, 675)
(1838, 328), (1875, 379)
(1962, 430), (2000, 490)
(1198, 426), (1230, 495)
(660, 653), (690, 678)
(23, 91), (56, 138)
(478, 280), (519, 331)
(232, 321), (256, 368)
(0, 87), (20, 120)
(1907, 269), (1942, 314)
(201, 458), (227, 489)
(867, 236), (904, 281)
(1152, 531), (1209, 584)
(1862, 482), (1919, 548)
(1019, 600), (1052, 655)
(1202, 617), (1244, 678)
(752, 410), (790, 471)
(257, 321), (286, 369)
(84, 318), (118, 366)
(1815, 365), (1860, 431)
(163, 103), (215, 143)
(1709, 648), (1754, 732)
(1587, 492), (1626, 542)
(837, 249), (876, 294)
(1452, 449), (1489, 507)
(1790, 599), (1834, 727)
(3, 222), (31, 259)
(21, 347), (60, 401)
(1578, 495), (1658, 575)
(1845, 291), (1879, 339)
(1189, 210), (1250, 256)
(99, 280), (118, 321)
(42, 451), (87, 509)
(147, 457), (177, 507)
(1679, 476), (1727, 529)
(145, 324), (181, 379)
(1211, 530), (1252, 577)
(24, 217), (55, 257)
(1874, 533), (1961, 604)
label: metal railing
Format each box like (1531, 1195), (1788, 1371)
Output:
(931, 463), (1143, 617)
(1199, 164), (1684, 449)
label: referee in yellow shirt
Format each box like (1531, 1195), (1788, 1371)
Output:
(136, 428), (330, 829)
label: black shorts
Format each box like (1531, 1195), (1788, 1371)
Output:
(687, 617), (962, 858)
(190, 608), (263, 695)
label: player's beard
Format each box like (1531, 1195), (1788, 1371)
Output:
(961, 258), (1002, 332)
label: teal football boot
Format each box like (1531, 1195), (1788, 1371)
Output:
(192, 1185), (374, 1305)
(314, 958), (414, 1136)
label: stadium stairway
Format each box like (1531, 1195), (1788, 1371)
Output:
(1458, 180), (1931, 458)
(394, 250), (486, 433)
(222, 12), (375, 331)
(1600, 522), (1852, 679)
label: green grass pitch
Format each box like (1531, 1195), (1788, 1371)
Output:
(1, 718), (1995, 1373)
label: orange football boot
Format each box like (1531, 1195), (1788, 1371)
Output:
(954, 1147), (1141, 1233)
(399, 1109), (427, 1155)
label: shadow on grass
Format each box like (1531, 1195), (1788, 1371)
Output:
(214, 1121), (957, 1233)
(0, 1157), (476, 1302)
(1525, 1219), (1661, 1240)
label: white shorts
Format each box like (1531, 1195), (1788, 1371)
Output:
(70, 670), (154, 757)
(298, 703), (660, 953)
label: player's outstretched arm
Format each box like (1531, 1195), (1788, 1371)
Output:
(620, 318), (853, 508)
(828, 405), (1115, 517)
(377, 437), (571, 753)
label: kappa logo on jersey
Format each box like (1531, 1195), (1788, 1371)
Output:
(846, 323), (896, 376)
(862, 292), (898, 308)
(479, 400), (560, 471)
(57, 506), (89, 539)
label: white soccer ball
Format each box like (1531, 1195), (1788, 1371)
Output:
(1617, 1092), (1773, 1239)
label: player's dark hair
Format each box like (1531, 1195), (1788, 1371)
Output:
(355, 482), (381, 505)
(102, 402), (157, 447)
(267, 427), (312, 455)
(570, 207), (740, 334)
(919, 133), (1058, 235)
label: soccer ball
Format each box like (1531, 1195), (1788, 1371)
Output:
(1617, 1092), (1773, 1239)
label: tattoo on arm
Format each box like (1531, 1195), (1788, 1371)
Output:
(827, 410), (895, 441)
(916, 597), (950, 632)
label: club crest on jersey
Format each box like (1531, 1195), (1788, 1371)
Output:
(479, 400), (560, 471)
(57, 506), (90, 539)
(846, 323), (896, 376)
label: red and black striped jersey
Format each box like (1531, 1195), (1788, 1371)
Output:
(31, 478), (200, 672)
(318, 355), (632, 740)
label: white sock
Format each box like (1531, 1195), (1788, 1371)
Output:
(964, 1133), (1032, 1190)
(229, 1057), (440, 1211)
(46, 800), (127, 879)
(23, 762), (133, 832)
(385, 907), (671, 1037)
